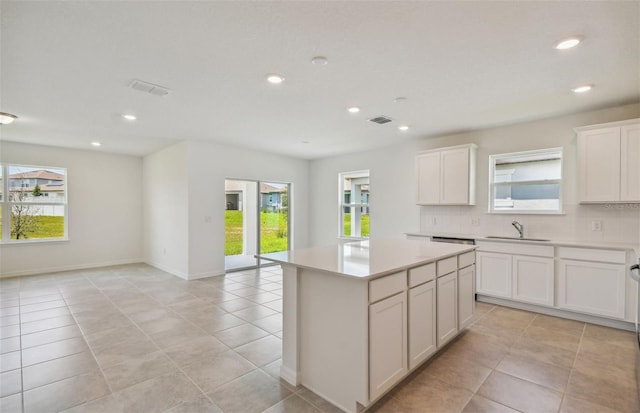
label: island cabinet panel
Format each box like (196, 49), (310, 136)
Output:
(408, 280), (436, 370)
(369, 292), (408, 401)
(437, 271), (458, 347)
(458, 265), (475, 329)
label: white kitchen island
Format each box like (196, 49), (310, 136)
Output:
(258, 238), (477, 413)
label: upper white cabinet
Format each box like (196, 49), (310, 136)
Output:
(576, 119), (640, 203)
(416, 144), (477, 205)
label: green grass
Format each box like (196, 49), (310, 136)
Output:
(344, 213), (370, 237)
(225, 210), (289, 255)
(7, 215), (64, 240)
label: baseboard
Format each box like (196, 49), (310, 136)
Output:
(0, 258), (144, 278)
(186, 270), (225, 280)
(144, 261), (189, 280)
(279, 365), (300, 387)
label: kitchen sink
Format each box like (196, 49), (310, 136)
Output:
(485, 236), (550, 242)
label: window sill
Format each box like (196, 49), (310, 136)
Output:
(0, 238), (69, 246)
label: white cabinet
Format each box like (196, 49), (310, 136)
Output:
(512, 255), (554, 306)
(458, 264), (475, 329)
(416, 144), (477, 205)
(476, 241), (554, 307)
(557, 247), (627, 320)
(437, 271), (458, 347)
(576, 119), (640, 203)
(476, 251), (512, 298)
(369, 291), (408, 400)
(408, 281), (436, 370)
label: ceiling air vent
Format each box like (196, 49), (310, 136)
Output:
(368, 116), (393, 125)
(129, 79), (171, 97)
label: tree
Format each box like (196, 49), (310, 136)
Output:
(10, 188), (40, 239)
(32, 184), (42, 197)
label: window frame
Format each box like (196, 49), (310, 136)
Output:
(1, 163), (69, 244)
(488, 147), (563, 215)
(338, 170), (370, 240)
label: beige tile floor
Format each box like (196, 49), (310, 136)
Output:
(0, 263), (638, 413)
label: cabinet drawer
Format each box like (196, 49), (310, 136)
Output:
(557, 247), (626, 264)
(408, 263), (436, 288)
(437, 256), (457, 277)
(458, 251), (475, 268)
(370, 271), (407, 303)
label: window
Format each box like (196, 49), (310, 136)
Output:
(339, 170), (370, 238)
(1, 164), (67, 242)
(489, 148), (563, 214)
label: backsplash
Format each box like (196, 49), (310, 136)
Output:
(420, 203), (640, 244)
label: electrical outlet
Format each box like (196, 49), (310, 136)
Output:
(163, 248), (167, 256)
(431, 217), (437, 225)
(591, 220), (602, 231)
(471, 218), (480, 226)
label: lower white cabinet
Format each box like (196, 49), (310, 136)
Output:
(369, 292), (408, 400)
(476, 251), (511, 298)
(512, 255), (554, 306)
(408, 281), (436, 370)
(437, 271), (458, 347)
(557, 259), (626, 319)
(458, 265), (475, 329)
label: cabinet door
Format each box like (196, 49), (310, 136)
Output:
(437, 271), (458, 347)
(557, 259), (626, 319)
(578, 127), (621, 202)
(476, 252), (512, 298)
(512, 255), (554, 307)
(620, 123), (640, 202)
(416, 152), (441, 205)
(440, 147), (470, 204)
(408, 281), (436, 370)
(369, 292), (408, 400)
(458, 265), (475, 329)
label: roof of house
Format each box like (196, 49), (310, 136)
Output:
(8, 170), (64, 181)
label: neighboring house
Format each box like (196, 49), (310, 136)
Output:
(224, 181), (287, 212)
(8, 169), (65, 201)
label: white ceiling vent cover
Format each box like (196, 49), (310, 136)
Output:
(368, 116), (393, 125)
(129, 79), (171, 97)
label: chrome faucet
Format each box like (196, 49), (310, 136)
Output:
(512, 221), (524, 239)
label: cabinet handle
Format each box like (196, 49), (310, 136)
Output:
(630, 264), (640, 282)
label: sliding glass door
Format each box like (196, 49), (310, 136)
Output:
(224, 179), (291, 272)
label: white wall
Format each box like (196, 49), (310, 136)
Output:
(309, 103), (640, 246)
(144, 140), (309, 280)
(0, 142), (143, 277)
(143, 142), (190, 278)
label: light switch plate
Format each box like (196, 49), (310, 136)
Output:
(591, 220), (602, 231)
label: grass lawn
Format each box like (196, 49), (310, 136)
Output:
(7, 215), (64, 240)
(344, 213), (370, 237)
(225, 210), (289, 255)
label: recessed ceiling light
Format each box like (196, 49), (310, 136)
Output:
(571, 84), (593, 93)
(398, 125), (410, 131)
(91, 142), (102, 147)
(266, 73), (285, 84)
(555, 36), (583, 50)
(0, 112), (18, 125)
(311, 56), (328, 66)
(347, 106), (361, 114)
(122, 114), (137, 121)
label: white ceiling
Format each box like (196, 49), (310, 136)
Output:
(1, 1), (639, 159)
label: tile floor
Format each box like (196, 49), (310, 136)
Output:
(0, 263), (637, 413)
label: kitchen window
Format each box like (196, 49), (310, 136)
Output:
(339, 170), (370, 239)
(0, 163), (68, 242)
(489, 148), (563, 214)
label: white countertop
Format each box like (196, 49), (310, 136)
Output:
(406, 231), (640, 258)
(257, 238), (476, 280)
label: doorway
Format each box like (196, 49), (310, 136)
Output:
(224, 179), (291, 272)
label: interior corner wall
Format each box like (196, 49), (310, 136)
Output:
(143, 141), (190, 279)
(0, 141), (144, 277)
(186, 140), (310, 279)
